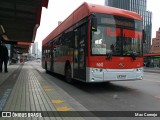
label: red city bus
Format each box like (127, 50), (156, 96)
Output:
(42, 2), (145, 83)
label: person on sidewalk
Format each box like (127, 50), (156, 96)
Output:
(0, 43), (9, 73)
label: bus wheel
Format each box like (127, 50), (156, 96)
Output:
(65, 65), (72, 83)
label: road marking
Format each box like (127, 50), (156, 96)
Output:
(145, 79), (160, 83)
(43, 85), (51, 89)
(43, 85), (54, 92)
(44, 88), (53, 92)
(52, 100), (64, 104)
(56, 107), (72, 111)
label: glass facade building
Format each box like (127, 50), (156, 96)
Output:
(105, 0), (152, 53)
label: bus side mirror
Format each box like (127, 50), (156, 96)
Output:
(91, 17), (97, 32)
(142, 29), (146, 43)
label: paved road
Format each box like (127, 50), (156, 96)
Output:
(33, 62), (160, 120)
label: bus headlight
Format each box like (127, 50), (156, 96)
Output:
(136, 68), (143, 72)
(92, 68), (103, 72)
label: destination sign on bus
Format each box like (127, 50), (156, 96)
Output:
(101, 18), (134, 27)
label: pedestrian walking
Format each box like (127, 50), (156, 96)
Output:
(0, 43), (9, 72)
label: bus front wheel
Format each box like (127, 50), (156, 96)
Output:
(65, 65), (72, 83)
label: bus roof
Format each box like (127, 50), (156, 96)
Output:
(42, 2), (142, 45)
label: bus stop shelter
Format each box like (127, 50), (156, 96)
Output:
(144, 53), (160, 68)
(0, 0), (49, 54)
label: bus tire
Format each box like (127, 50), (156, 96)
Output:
(65, 65), (72, 83)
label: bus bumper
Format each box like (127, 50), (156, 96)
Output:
(86, 67), (143, 82)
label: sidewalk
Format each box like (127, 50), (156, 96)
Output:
(0, 62), (99, 120)
(0, 64), (20, 85)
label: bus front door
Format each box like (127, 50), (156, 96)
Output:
(73, 28), (86, 81)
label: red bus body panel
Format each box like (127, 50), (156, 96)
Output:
(86, 56), (143, 69)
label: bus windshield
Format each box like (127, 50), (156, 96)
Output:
(91, 14), (143, 57)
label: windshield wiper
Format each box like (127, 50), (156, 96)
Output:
(130, 52), (136, 60)
(106, 52), (112, 60)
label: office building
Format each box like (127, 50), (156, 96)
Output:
(105, 0), (152, 53)
(150, 28), (160, 53)
(32, 42), (38, 58)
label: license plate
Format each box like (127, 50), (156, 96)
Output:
(117, 75), (126, 79)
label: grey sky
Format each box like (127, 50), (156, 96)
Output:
(147, 0), (160, 38)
